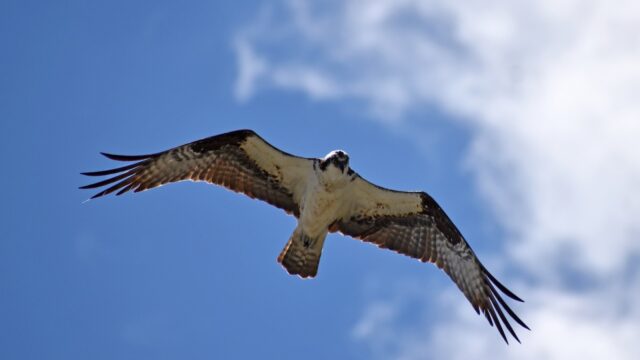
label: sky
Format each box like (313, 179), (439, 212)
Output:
(2, 0), (639, 359)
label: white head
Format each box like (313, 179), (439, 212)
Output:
(319, 150), (350, 173)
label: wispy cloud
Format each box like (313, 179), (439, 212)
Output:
(233, 38), (267, 102)
(235, 0), (640, 357)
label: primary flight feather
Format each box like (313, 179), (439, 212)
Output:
(81, 129), (529, 343)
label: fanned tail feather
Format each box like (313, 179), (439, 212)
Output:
(278, 228), (325, 278)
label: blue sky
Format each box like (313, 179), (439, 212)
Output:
(0, 1), (499, 359)
(3, 1), (640, 359)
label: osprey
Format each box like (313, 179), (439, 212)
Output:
(81, 129), (529, 343)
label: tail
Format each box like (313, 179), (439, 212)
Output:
(277, 228), (326, 278)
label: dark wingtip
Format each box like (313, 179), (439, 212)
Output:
(488, 281), (531, 331)
(482, 265), (524, 302)
(79, 170), (133, 190)
(488, 290), (520, 343)
(81, 162), (141, 177)
(90, 192), (105, 199)
(100, 152), (157, 161)
(474, 265), (530, 344)
(487, 306), (509, 344)
(116, 183), (135, 196)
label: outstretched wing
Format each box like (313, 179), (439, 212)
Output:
(80, 129), (313, 217)
(333, 174), (529, 343)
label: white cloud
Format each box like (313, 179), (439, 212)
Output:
(233, 38), (267, 102)
(235, 0), (640, 358)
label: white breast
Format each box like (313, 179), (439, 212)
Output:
(298, 165), (351, 236)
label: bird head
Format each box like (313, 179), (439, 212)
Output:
(320, 150), (350, 173)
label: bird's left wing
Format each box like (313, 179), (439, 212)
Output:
(332, 174), (529, 343)
(80, 129), (313, 217)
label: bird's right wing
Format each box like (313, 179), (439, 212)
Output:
(80, 129), (314, 217)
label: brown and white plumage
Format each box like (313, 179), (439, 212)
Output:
(81, 129), (528, 343)
(332, 176), (529, 343)
(81, 129), (312, 214)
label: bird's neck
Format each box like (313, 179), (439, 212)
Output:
(318, 164), (350, 190)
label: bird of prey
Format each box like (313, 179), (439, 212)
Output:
(81, 129), (529, 343)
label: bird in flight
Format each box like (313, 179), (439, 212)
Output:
(81, 129), (529, 343)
